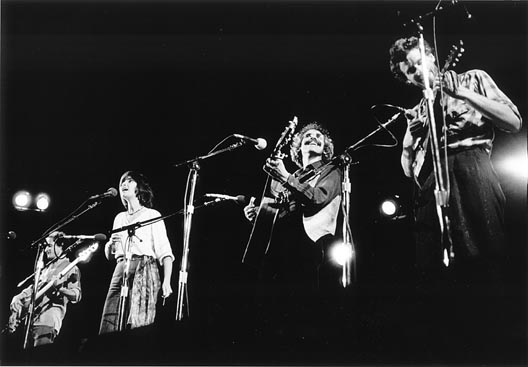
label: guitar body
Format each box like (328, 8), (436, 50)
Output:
(242, 117), (298, 267)
(5, 272), (77, 335)
(242, 178), (287, 267)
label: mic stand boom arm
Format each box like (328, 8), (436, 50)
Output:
(299, 111), (402, 184)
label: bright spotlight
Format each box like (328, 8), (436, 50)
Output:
(35, 193), (50, 211)
(330, 242), (353, 266)
(13, 191), (31, 210)
(12, 190), (51, 212)
(497, 155), (528, 180)
(381, 200), (397, 216)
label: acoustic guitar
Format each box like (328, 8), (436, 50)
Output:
(242, 117), (298, 267)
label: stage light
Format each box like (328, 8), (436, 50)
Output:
(497, 154), (528, 180)
(380, 199), (398, 216)
(379, 195), (407, 220)
(330, 242), (353, 266)
(13, 190), (51, 212)
(380, 196), (399, 217)
(35, 193), (51, 211)
(13, 191), (31, 210)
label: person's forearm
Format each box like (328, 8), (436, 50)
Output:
(458, 88), (521, 132)
(401, 128), (415, 178)
(162, 256), (173, 282)
(59, 287), (80, 302)
(401, 147), (414, 178)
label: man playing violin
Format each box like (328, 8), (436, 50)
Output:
(390, 36), (521, 276)
(389, 36), (522, 354)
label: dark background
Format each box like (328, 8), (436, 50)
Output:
(1, 0), (526, 365)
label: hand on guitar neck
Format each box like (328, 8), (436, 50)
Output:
(263, 157), (290, 184)
(9, 272), (78, 312)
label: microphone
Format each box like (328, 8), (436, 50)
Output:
(233, 134), (267, 150)
(384, 105), (417, 119)
(386, 105), (406, 113)
(204, 193), (246, 204)
(89, 187), (118, 201)
(60, 233), (108, 242)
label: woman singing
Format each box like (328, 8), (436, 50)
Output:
(99, 171), (174, 334)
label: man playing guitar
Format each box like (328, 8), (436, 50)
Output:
(243, 122), (342, 344)
(9, 231), (82, 347)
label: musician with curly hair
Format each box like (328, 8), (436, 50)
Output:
(243, 122), (343, 344)
(389, 36), (522, 355)
(389, 36), (521, 275)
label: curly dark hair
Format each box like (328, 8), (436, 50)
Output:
(290, 122), (334, 168)
(119, 171), (154, 209)
(389, 36), (433, 83)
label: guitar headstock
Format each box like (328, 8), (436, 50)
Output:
(78, 243), (99, 262)
(441, 40), (465, 74)
(272, 116), (298, 159)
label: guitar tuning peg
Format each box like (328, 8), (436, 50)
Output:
(460, 48), (465, 53)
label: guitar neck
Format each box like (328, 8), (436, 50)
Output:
(34, 257), (80, 302)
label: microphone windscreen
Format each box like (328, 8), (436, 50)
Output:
(256, 138), (267, 150)
(107, 187), (118, 197)
(236, 195), (248, 205)
(94, 233), (108, 242)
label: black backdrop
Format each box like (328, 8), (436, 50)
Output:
(1, 1), (526, 365)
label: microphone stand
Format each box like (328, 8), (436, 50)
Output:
(22, 242), (45, 349)
(173, 141), (247, 321)
(413, 23), (454, 266)
(339, 153), (355, 287)
(116, 228), (135, 332)
(296, 113), (404, 287)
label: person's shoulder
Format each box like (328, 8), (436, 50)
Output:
(115, 211), (127, 219)
(145, 207), (162, 217)
(461, 69), (488, 78)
